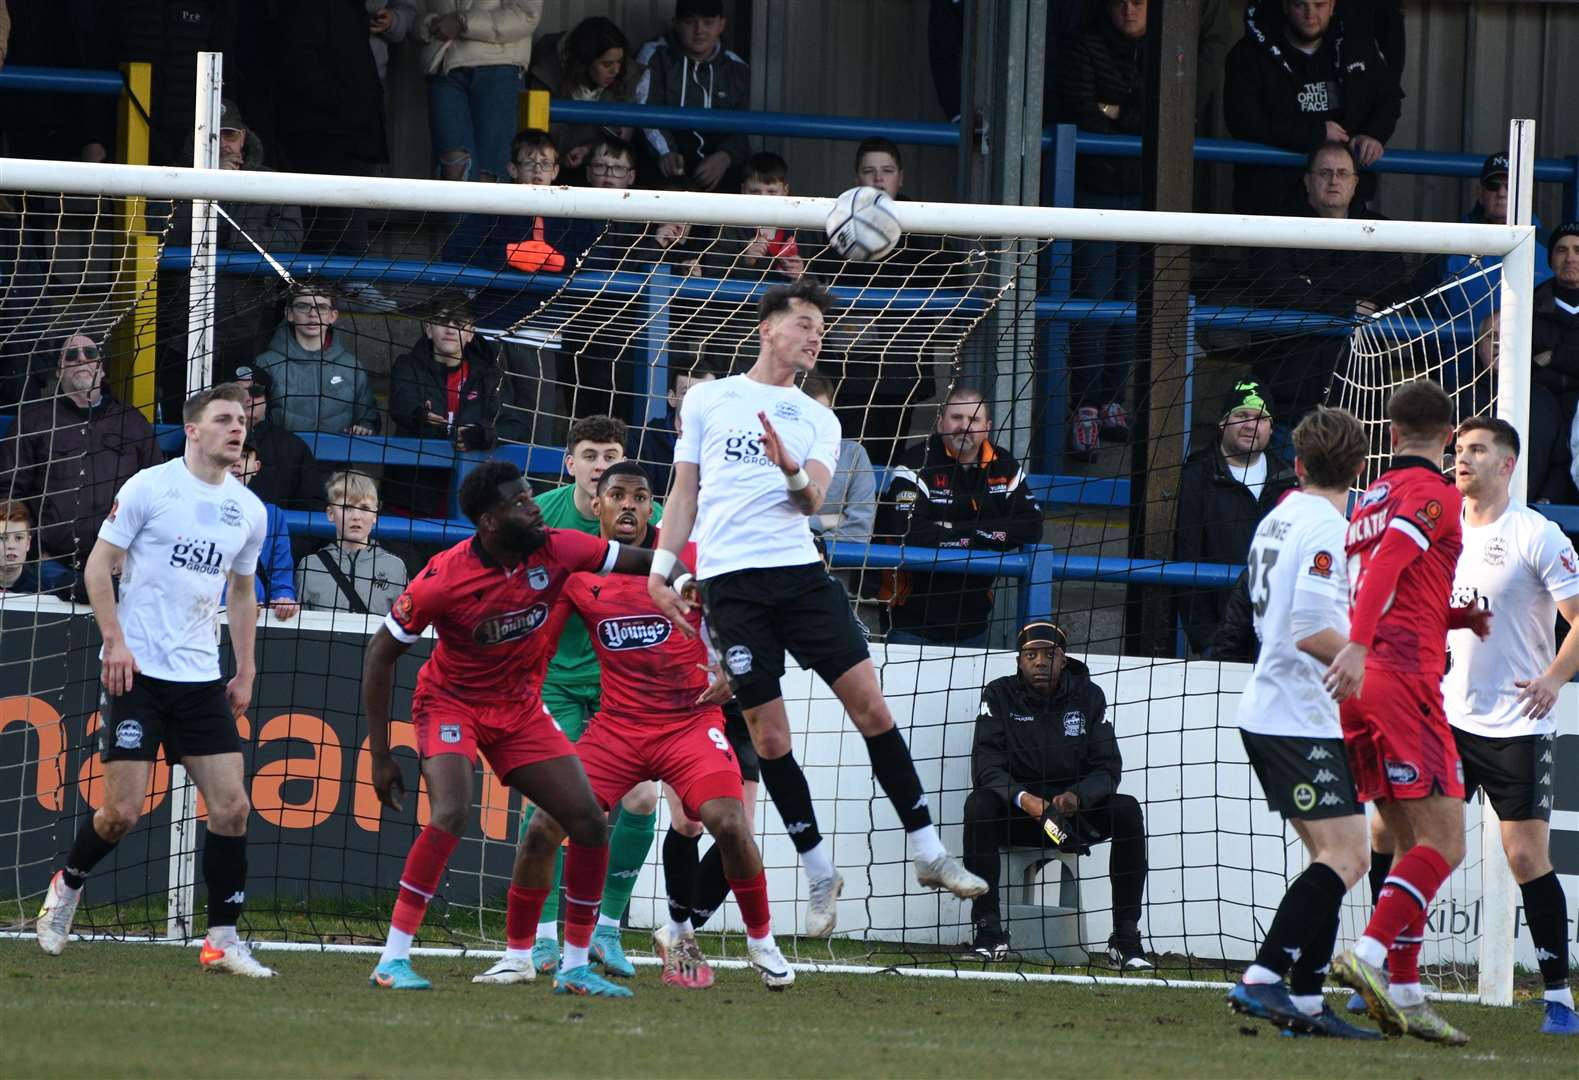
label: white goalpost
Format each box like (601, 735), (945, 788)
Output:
(0, 115), (1552, 1008)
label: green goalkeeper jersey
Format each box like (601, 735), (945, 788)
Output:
(536, 481), (662, 686)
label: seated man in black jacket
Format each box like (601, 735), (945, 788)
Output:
(878, 385), (1043, 646)
(964, 620), (1150, 969)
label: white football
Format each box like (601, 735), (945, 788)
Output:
(825, 186), (903, 262)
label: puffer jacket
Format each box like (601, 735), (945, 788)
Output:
(253, 324), (379, 435)
(415, 0), (543, 75)
(633, 31), (751, 167)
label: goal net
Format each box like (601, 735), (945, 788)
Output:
(0, 151), (1562, 1004)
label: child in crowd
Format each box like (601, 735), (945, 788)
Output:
(295, 469), (408, 616)
(227, 444), (299, 621)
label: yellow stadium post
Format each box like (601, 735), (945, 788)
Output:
(518, 88), (551, 134)
(113, 61), (158, 419)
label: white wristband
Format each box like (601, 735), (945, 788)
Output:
(672, 572), (694, 594)
(649, 548), (677, 579)
(785, 467), (811, 491)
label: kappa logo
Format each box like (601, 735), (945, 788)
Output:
(1062, 710), (1086, 737)
(113, 719), (144, 750)
(1536, 946), (1560, 962)
(527, 565), (551, 591)
(725, 645), (753, 676)
(472, 603), (549, 645)
(1305, 745), (1333, 762)
(597, 615), (672, 650)
(784, 821), (814, 836)
(1317, 791), (1345, 807)
(1312, 769), (1338, 785)
(220, 498), (244, 528)
(225, 891), (245, 904)
(1292, 783), (1317, 812)
(1385, 759), (1420, 786)
(439, 723), (463, 744)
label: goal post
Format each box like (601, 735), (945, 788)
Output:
(0, 145), (1556, 1006)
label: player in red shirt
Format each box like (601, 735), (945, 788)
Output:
(361, 460), (676, 996)
(1325, 381), (1491, 1044)
(490, 461), (795, 990)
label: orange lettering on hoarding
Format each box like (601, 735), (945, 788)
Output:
(0, 696), (67, 811)
(354, 722), (431, 831)
(250, 713), (343, 829)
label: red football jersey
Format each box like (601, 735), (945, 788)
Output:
(386, 530), (615, 702)
(548, 534), (709, 722)
(1344, 457), (1463, 675)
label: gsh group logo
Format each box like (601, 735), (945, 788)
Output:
(170, 538), (225, 576)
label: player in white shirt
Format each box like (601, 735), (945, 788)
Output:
(1444, 417), (1578, 1035)
(34, 384), (276, 978)
(649, 278), (985, 937)
(1227, 406), (1381, 1039)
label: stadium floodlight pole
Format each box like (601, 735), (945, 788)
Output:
(1480, 116), (1539, 1009)
(159, 52), (226, 945)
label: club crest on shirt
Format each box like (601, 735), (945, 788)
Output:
(472, 603), (548, 645)
(725, 644), (753, 676)
(1356, 483), (1390, 510)
(1482, 537), (1508, 567)
(439, 724), (462, 744)
(220, 498), (244, 528)
(113, 719), (143, 750)
(527, 565), (551, 591)
(1062, 711), (1086, 737)
(1562, 548), (1577, 575)
(772, 401), (802, 421)
(597, 615), (672, 650)
(1308, 551), (1334, 579)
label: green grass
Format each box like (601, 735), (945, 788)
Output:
(1, 939), (1572, 1078)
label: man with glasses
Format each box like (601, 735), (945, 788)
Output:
(253, 286), (380, 436)
(0, 334), (159, 588)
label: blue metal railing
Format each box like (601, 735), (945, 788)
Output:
(0, 66), (126, 96)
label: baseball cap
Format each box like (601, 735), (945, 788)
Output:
(675, 0), (725, 18)
(233, 365), (272, 396)
(1481, 153), (1509, 183)
(219, 99), (246, 133)
(1017, 620), (1067, 652)
(1221, 379), (1273, 422)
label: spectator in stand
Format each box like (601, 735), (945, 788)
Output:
(416, 1), (542, 183)
(878, 385), (1043, 647)
(445, 130), (597, 274)
(1246, 142), (1410, 434)
(632, 359), (715, 498)
(1224, 0), (1404, 214)
(226, 443), (299, 622)
(963, 619), (1150, 968)
(585, 135), (638, 190)
(803, 375), (876, 545)
(161, 98), (304, 414)
(253, 286), (380, 436)
(1057, 0), (1149, 458)
(0, 499), (42, 595)
(1173, 380), (1296, 654)
(0, 334), (159, 580)
(295, 469), (408, 615)
(1527, 222), (1579, 500)
(529, 16), (640, 180)
(387, 304), (501, 515)
(231, 366), (325, 515)
(276, 0), (389, 256)
(635, 0), (751, 193)
(367, 2), (419, 86)
(701, 152), (805, 282)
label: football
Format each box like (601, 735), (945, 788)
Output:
(824, 185), (903, 262)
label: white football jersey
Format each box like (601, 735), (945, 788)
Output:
(1237, 490), (1350, 738)
(1444, 504), (1579, 737)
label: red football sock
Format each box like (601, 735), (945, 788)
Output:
(1388, 908), (1427, 985)
(727, 872), (773, 940)
(390, 825), (461, 936)
(507, 886), (549, 951)
(1364, 845), (1450, 950)
(561, 841), (610, 949)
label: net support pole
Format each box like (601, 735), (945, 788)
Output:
(1482, 116), (1538, 1008)
(163, 53), (223, 943)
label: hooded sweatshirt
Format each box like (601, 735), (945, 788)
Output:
(253, 323), (379, 435)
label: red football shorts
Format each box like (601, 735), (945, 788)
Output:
(575, 707), (744, 818)
(1340, 670), (1465, 803)
(411, 686), (575, 783)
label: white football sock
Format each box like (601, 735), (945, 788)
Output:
(667, 918), (693, 941)
(536, 920), (558, 946)
(503, 947), (533, 962)
(379, 927), (414, 965)
(1545, 985), (1575, 1009)
(1290, 993), (1324, 1017)
(1389, 981), (1425, 1007)
(905, 824), (947, 863)
(1353, 935), (1387, 969)
(596, 913), (621, 931)
(803, 840), (835, 882)
(1240, 963), (1281, 985)
(562, 942), (590, 970)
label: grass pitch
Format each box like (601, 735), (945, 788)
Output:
(0, 938), (1572, 1078)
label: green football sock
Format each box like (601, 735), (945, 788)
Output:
(600, 807), (658, 921)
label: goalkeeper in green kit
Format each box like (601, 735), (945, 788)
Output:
(491, 416), (660, 981)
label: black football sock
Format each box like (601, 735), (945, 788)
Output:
(1254, 862), (1346, 978)
(1289, 904), (1343, 998)
(661, 827), (700, 925)
(691, 844), (731, 926)
(62, 816), (119, 890)
(1520, 870), (1571, 991)
(1368, 849), (1393, 909)
(203, 832), (248, 930)
(864, 728), (933, 832)
(757, 751), (823, 853)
